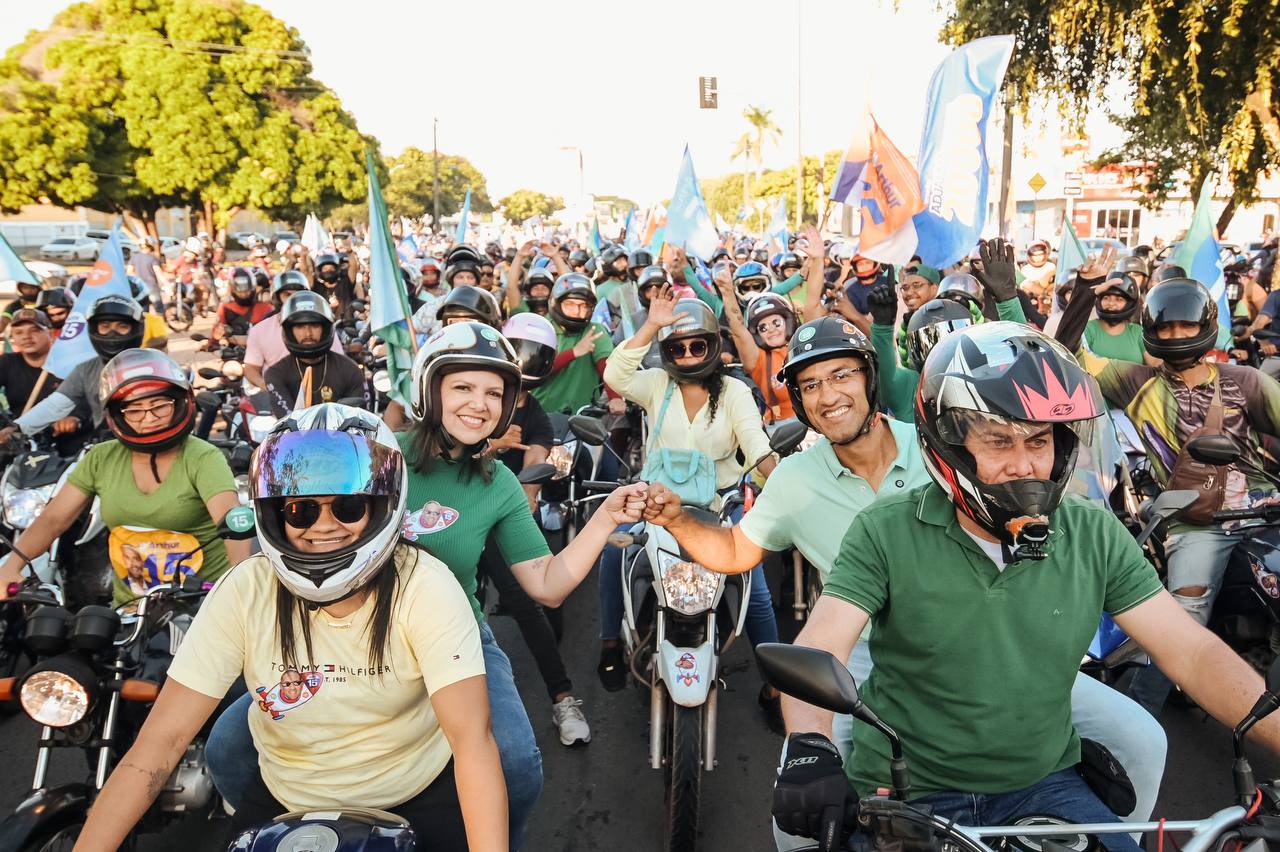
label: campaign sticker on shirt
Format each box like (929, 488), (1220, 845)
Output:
(256, 668), (324, 721)
(401, 502), (460, 539)
(108, 526), (204, 595)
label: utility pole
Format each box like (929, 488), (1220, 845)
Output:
(432, 117), (440, 233)
(998, 99), (1014, 239)
(795, 0), (804, 231)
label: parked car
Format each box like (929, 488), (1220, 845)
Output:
(1079, 237), (1131, 257)
(231, 231), (266, 249)
(159, 237), (183, 261)
(39, 237), (98, 261)
(83, 229), (140, 254)
(271, 231), (300, 245)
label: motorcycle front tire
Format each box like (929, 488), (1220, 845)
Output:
(664, 702), (703, 852)
(19, 820), (84, 852)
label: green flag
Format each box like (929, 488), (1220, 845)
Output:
(365, 151), (416, 406)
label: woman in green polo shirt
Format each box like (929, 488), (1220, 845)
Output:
(398, 321), (646, 848)
(0, 349), (246, 604)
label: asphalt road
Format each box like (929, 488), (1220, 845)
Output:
(0, 326), (1272, 850)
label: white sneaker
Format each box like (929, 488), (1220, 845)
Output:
(551, 696), (591, 746)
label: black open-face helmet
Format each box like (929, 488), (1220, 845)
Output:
(1095, 272), (1140, 323)
(436, 285), (502, 329)
(657, 299), (722, 382)
(279, 290), (335, 358)
(779, 316), (879, 436)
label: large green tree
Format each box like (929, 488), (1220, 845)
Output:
(497, 189), (563, 222)
(0, 0), (375, 237)
(382, 147), (491, 221)
(702, 151), (843, 229)
(942, 0), (1280, 231)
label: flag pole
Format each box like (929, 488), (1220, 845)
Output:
(21, 372), (48, 415)
(818, 199), (835, 233)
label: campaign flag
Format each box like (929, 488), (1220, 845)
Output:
(623, 208), (639, 251)
(911, 35), (1015, 269)
(45, 220), (133, 378)
(589, 215), (602, 256)
(397, 234), (419, 262)
(1174, 182), (1231, 337)
(300, 214), (330, 255)
(854, 120), (925, 265)
(365, 151), (415, 406)
(766, 195), (788, 252)
(829, 106), (875, 207)
(644, 204), (667, 255)
(715, 212), (729, 235)
(0, 232), (39, 287)
(1055, 221), (1088, 287)
(664, 147), (720, 261)
(454, 189), (472, 244)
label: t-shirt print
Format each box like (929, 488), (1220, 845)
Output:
(256, 668), (323, 720)
(401, 501), (460, 539)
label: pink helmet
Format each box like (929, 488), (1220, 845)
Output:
(502, 313), (559, 387)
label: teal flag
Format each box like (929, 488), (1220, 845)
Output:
(455, 189), (471, 244)
(0, 232), (38, 286)
(1054, 220), (1087, 286)
(366, 152), (415, 406)
(589, 215), (602, 255)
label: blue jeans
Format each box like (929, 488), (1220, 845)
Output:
(912, 768), (1140, 852)
(206, 622), (543, 851)
(1128, 525), (1240, 718)
(598, 502), (779, 647)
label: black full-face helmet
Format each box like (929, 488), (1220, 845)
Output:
(1141, 278), (1218, 368)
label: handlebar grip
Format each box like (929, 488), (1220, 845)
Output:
(1213, 507), (1272, 521)
(581, 480), (619, 493)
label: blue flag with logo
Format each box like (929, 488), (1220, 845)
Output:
(623, 207), (640, 251)
(766, 194), (789, 252)
(1174, 182), (1231, 339)
(45, 220), (134, 378)
(664, 147), (720, 261)
(911, 35), (1015, 269)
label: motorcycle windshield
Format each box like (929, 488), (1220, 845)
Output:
(1068, 410), (1125, 506)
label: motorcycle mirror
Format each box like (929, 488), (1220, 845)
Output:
(768, 419), (809, 457)
(1147, 489), (1200, 522)
(217, 505), (257, 540)
(195, 391), (221, 411)
(1186, 435), (1242, 467)
(248, 413), (278, 444)
(568, 415), (609, 446)
(756, 643), (862, 715)
(197, 367), (221, 381)
(518, 463), (557, 486)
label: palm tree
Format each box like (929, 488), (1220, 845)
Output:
(733, 105), (782, 219)
(731, 132), (754, 213)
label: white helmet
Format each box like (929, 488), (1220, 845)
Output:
(250, 404), (406, 604)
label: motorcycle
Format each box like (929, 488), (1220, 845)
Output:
(611, 419), (807, 851)
(537, 408), (625, 552)
(227, 808), (416, 851)
(0, 508), (257, 851)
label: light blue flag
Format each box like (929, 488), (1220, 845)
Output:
(1174, 182), (1232, 339)
(623, 207), (640, 251)
(454, 189), (471, 244)
(0, 232), (39, 286)
(45, 220), (133, 378)
(1055, 222), (1088, 287)
(397, 234), (418, 262)
(589, 216), (602, 256)
(766, 195), (789, 251)
(366, 152), (416, 406)
(911, 35), (1015, 269)
(664, 146), (720, 261)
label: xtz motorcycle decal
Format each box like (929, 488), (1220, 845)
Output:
(256, 668), (324, 720)
(401, 501), (459, 539)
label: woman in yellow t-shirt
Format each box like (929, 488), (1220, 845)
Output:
(75, 404), (506, 852)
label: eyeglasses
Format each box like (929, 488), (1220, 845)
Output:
(121, 398), (175, 423)
(756, 317), (786, 333)
(662, 339), (709, 359)
(798, 367), (866, 398)
(282, 495), (371, 529)
(897, 280), (932, 293)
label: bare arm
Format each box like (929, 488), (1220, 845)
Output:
(382, 400), (410, 432)
(432, 675), (509, 851)
(510, 482), (647, 607)
(74, 680), (220, 851)
(720, 279), (759, 370)
(0, 484), (94, 593)
(506, 242), (532, 314)
(1117, 591), (1280, 752)
(520, 444), (550, 511)
(205, 491), (251, 565)
(544, 242), (569, 277)
(783, 595), (868, 737)
(243, 362), (266, 391)
(643, 482), (766, 574)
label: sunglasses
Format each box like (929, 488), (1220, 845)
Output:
(738, 282), (769, 294)
(282, 495), (371, 529)
(756, 317), (786, 333)
(662, 339), (709, 359)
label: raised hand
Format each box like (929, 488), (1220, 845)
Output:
(602, 482), (649, 527)
(572, 327), (605, 358)
(646, 283), (679, 328)
(974, 238), (1018, 301)
(1077, 245), (1120, 282)
(866, 281), (899, 326)
(642, 481), (683, 527)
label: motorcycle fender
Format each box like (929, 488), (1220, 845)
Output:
(659, 639), (715, 708)
(0, 783), (91, 847)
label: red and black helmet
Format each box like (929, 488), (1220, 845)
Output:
(914, 322), (1104, 560)
(100, 350), (196, 454)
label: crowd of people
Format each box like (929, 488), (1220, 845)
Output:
(2, 220), (1280, 851)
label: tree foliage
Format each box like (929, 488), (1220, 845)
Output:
(701, 151), (843, 228)
(941, 0), (1280, 228)
(0, 0), (376, 236)
(382, 147), (491, 220)
(497, 189), (563, 222)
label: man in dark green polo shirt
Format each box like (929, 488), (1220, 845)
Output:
(773, 322), (1280, 851)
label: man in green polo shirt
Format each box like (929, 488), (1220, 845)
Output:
(643, 318), (1168, 850)
(772, 322), (1280, 850)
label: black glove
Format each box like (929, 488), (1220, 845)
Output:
(866, 281), (899, 326)
(975, 238), (1019, 302)
(773, 733), (854, 849)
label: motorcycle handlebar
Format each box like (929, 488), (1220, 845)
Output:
(1212, 506), (1280, 522)
(581, 480), (619, 493)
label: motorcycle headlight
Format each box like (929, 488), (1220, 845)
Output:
(221, 360), (244, 380)
(19, 654), (99, 727)
(235, 474), (251, 507)
(657, 551), (721, 616)
(3, 482), (54, 530)
(548, 443), (574, 480)
(372, 369), (392, 394)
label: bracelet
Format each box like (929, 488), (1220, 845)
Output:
(9, 543), (33, 568)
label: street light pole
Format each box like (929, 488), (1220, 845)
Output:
(559, 146), (584, 202)
(432, 117), (440, 233)
(795, 0), (803, 231)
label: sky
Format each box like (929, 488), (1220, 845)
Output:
(7, 0), (979, 206)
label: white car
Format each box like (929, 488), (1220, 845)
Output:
(159, 237), (183, 261)
(39, 237), (98, 261)
(84, 229), (140, 254)
(24, 261), (68, 286)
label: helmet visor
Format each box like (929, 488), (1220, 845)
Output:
(252, 430), (404, 500)
(934, 408), (1096, 450)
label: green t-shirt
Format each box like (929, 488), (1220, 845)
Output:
(823, 483), (1163, 799)
(396, 434), (550, 623)
(1083, 319), (1146, 364)
(67, 437), (237, 604)
(531, 319), (614, 414)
